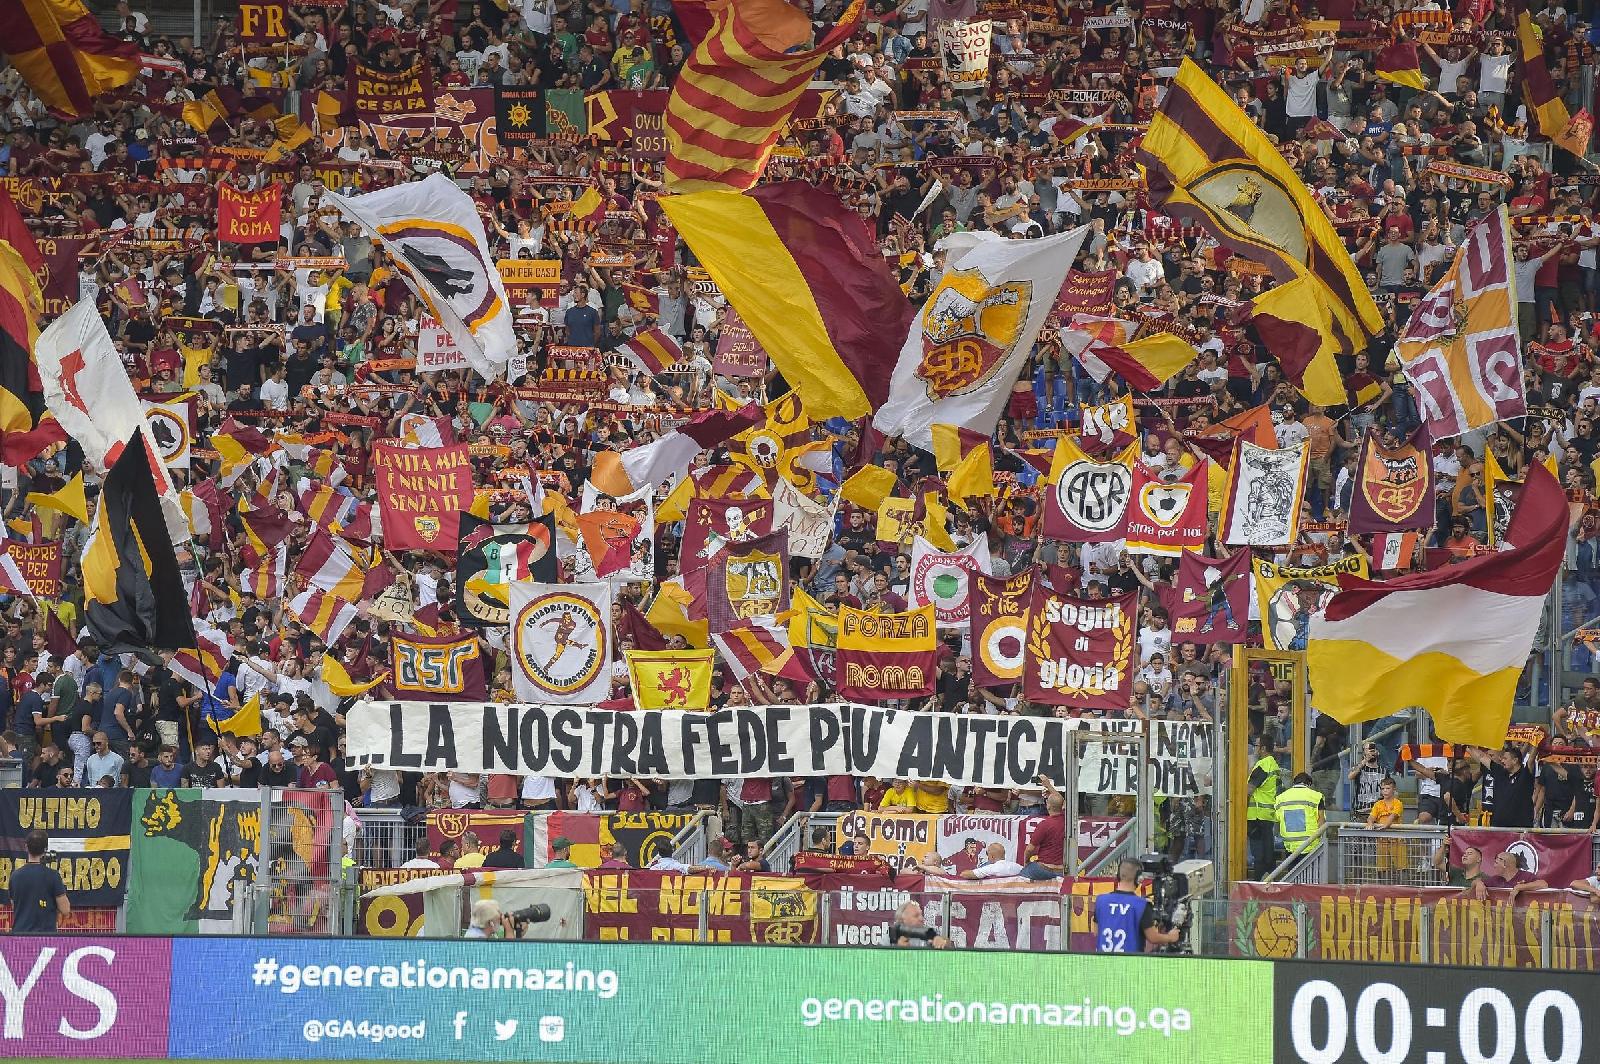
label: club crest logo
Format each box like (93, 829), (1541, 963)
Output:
(1056, 459), (1131, 532)
(377, 218), (503, 333)
(1140, 482), (1192, 528)
(917, 268), (1032, 400)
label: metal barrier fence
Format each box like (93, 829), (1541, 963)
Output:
(1263, 823), (1600, 888)
(351, 807), (428, 870)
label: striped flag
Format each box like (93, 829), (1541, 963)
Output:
(1058, 315), (1198, 392)
(1371, 531), (1421, 571)
(1515, 3), (1571, 143)
(399, 413), (457, 449)
(289, 589), (359, 646)
(295, 527), (389, 602)
(0, 0), (139, 119)
(238, 506), (293, 569)
(240, 543), (287, 600)
(711, 618), (815, 687)
(171, 626), (234, 692)
(1309, 463), (1569, 748)
(663, 0), (865, 193)
(1374, 38), (1426, 91)
(615, 326), (684, 375)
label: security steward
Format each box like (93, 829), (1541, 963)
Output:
(1247, 739), (1283, 878)
(1274, 771), (1327, 870)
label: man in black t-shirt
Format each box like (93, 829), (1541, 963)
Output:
(1476, 747), (1535, 828)
(8, 830), (67, 933)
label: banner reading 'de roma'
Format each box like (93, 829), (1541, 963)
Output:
(344, 701), (1075, 788)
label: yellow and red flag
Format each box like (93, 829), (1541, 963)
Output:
(664, 0), (865, 193)
(1, 0), (139, 119)
(626, 649), (715, 709)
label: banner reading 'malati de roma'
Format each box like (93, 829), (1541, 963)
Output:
(344, 701), (1075, 789)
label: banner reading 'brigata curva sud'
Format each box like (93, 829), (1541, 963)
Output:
(5, 935), (1599, 1062)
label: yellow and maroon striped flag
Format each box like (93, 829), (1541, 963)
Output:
(1515, 4), (1573, 146)
(615, 326), (684, 375)
(1, 0), (139, 119)
(664, 0), (865, 193)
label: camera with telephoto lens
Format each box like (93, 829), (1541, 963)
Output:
(888, 922), (939, 945)
(509, 904), (552, 932)
(1138, 854), (1215, 954)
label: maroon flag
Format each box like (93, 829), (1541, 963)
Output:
(1347, 429), (1434, 535)
(835, 604), (937, 702)
(969, 568), (1032, 689)
(373, 442), (475, 552)
(680, 497), (775, 573)
(705, 530), (790, 633)
(1168, 550), (1251, 645)
(381, 631), (487, 702)
(1022, 587), (1136, 710)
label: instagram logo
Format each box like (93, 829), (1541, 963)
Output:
(539, 1016), (566, 1042)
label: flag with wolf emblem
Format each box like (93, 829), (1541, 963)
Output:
(872, 226), (1090, 451)
(324, 173), (515, 381)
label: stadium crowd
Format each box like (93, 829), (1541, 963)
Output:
(0, 0), (1597, 878)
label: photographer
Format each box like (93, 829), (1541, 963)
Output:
(889, 901), (948, 949)
(464, 898), (510, 939)
(1091, 859), (1181, 954)
(7, 830), (69, 934)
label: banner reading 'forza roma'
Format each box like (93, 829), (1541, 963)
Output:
(344, 701), (1075, 788)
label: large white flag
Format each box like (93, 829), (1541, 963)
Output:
(509, 581), (613, 703)
(325, 173), (516, 381)
(36, 300), (188, 544)
(1219, 440), (1309, 548)
(872, 226), (1088, 452)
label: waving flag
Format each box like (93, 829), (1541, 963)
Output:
(1309, 463), (1569, 747)
(615, 326), (684, 375)
(1139, 59), (1381, 406)
(0, 0), (139, 119)
(289, 589), (359, 646)
(872, 227), (1089, 451)
(626, 649), (715, 709)
(325, 174), (515, 381)
(1515, 3), (1571, 144)
(908, 536), (993, 625)
(0, 187), (65, 467)
(664, 0), (865, 193)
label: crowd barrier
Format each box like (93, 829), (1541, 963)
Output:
(3, 934), (1593, 1063)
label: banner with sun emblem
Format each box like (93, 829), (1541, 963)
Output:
(1022, 587), (1134, 709)
(494, 85), (544, 144)
(1123, 459), (1209, 556)
(908, 535), (992, 626)
(1394, 207), (1525, 440)
(969, 568), (1032, 689)
(872, 226), (1090, 451)
(1347, 429), (1434, 534)
(706, 530), (790, 633)
(373, 441), (474, 551)
(510, 582), (613, 703)
(325, 173), (516, 381)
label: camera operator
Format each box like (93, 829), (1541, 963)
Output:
(8, 830), (69, 933)
(1091, 859), (1181, 953)
(889, 901), (949, 949)
(464, 898), (511, 939)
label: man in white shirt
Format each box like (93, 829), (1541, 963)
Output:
(947, 842), (1025, 879)
(1124, 244), (1165, 292)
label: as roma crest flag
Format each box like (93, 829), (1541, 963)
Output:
(835, 604), (937, 702)
(1347, 430), (1433, 534)
(1022, 587), (1135, 710)
(1041, 437), (1136, 541)
(373, 442), (474, 551)
(626, 649), (715, 710)
(969, 568), (1032, 689)
(705, 530), (790, 632)
(1168, 550), (1250, 645)
(455, 512), (558, 627)
(217, 184), (281, 245)
(1123, 460), (1209, 556)
(382, 632), (487, 702)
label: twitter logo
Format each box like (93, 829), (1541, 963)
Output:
(493, 1019), (519, 1042)
(539, 1016), (566, 1042)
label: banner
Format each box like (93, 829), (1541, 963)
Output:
(416, 314), (469, 373)
(932, 813), (1043, 872)
(0, 539), (61, 597)
(681, 496), (775, 572)
(969, 568), (1033, 688)
(344, 701), (1078, 788)
(831, 810), (940, 872)
(585, 89), (670, 157)
(1447, 828), (1592, 886)
(627, 650), (715, 710)
(144, 399), (192, 469)
(35, 235), (93, 317)
(373, 442), (474, 550)
(1022, 588), (1135, 709)
(383, 632), (487, 702)
(1253, 555), (1367, 652)
(426, 808), (529, 863)
(835, 604), (938, 702)
(1123, 460), (1209, 556)
(125, 788), (264, 934)
(0, 789), (131, 908)
(826, 879), (1066, 951)
(1219, 441), (1307, 547)
(236, 1), (290, 42)
(908, 536), (992, 625)
(1041, 438), (1135, 541)
(1347, 429), (1433, 534)
(493, 85), (545, 144)
(937, 19), (993, 88)
(1231, 882), (1600, 969)
(1169, 550), (1250, 644)
(347, 58), (434, 122)
(357, 867), (434, 936)
(1046, 269), (1118, 328)
(772, 477), (834, 560)
(541, 810), (694, 868)
(1073, 719), (1215, 796)
(713, 307), (767, 378)
(217, 184), (281, 245)
(455, 514), (559, 627)
(508, 581), (613, 703)
(582, 869), (816, 943)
